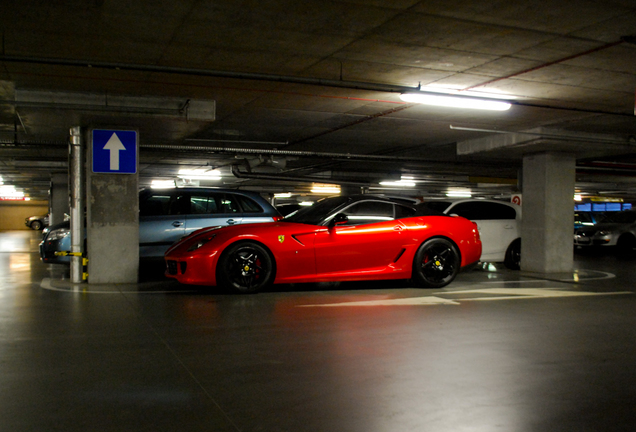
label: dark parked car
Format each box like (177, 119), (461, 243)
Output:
(574, 210), (636, 253)
(40, 188), (281, 264)
(25, 214), (49, 230)
(276, 203), (303, 217)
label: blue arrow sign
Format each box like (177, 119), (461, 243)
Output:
(92, 129), (137, 174)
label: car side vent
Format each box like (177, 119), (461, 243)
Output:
(393, 248), (406, 263)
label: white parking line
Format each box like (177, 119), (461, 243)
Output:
(298, 288), (633, 307)
(299, 296), (460, 307)
(39, 278), (194, 294)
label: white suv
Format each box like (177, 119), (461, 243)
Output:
(418, 199), (522, 269)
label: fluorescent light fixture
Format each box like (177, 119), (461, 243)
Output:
(574, 194), (582, 201)
(400, 92), (511, 111)
(299, 201), (314, 206)
(0, 185), (24, 199)
(311, 184), (341, 194)
(419, 85), (516, 99)
(380, 176), (416, 187)
(274, 193), (292, 198)
(177, 169), (221, 180)
(446, 190), (472, 198)
(151, 180), (176, 188)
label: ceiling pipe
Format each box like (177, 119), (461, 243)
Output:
(230, 163), (370, 186)
(0, 54), (415, 95)
(2, 54), (635, 117)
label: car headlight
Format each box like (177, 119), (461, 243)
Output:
(48, 228), (70, 241)
(597, 230), (611, 236)
(187, 234), (216, 252)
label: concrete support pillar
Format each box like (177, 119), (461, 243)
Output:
(49, 173), (69, 226)
(69, 127), (85, 284)
(521, 152), (575, 273)
(86, 129), (139, 283)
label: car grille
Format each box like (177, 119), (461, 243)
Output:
(167, 260), (178, 275)
(166, 260), (187, 275)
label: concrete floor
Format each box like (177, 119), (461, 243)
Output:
(1, 230), (635, 432)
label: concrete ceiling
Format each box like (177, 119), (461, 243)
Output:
(1, 0), (636, 202)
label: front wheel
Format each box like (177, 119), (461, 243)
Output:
(217, 242), (275, 293)
(412, 238), (460, 288)
(30, 221), (42, 230)
(616, 235), (636, 255)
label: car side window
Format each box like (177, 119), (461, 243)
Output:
(450, 202), (516, 220)
(235, 195), (264, 213)
(341, 201), (394, 225)
(189, 194), (219, 214)
(218, 194), (241, 213)
(140, 193), (173, 216)
(188, 193), (241, 214)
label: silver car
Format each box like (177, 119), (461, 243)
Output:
(25, 214), (49, 230)
(40, 188), (282, 264)
(574, 210), (636, 252)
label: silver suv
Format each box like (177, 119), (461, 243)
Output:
(40, 188), (281, 264)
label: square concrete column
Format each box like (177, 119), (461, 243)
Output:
(49, 173), (69, 226)
(521, 152), (575, 273)
(86, 129), (139, 283)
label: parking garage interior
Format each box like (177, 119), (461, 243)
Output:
(1, 1), (636, 430)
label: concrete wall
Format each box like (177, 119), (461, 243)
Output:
(0, 201), (49, 231)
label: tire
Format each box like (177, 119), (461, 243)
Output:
(30, 221), (42, 230)
(616, 235), (636, 255)
(216, 242), (275, 293)
(412, 238), (460, 288)
(504, 238), (521, 270)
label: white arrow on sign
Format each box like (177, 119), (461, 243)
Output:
(103, 133), (126, 170)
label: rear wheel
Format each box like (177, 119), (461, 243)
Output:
(30, 221), (42, 230)
(504, 239), (521, 270)
(412, 238), (460, 288)
(217, 242), (275, 293)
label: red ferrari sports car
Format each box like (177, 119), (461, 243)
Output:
(165, 195), (481, 293)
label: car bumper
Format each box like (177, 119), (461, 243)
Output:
(573, 235), (614, 247)
(165, 253), (218, 286)
(39, 240), (71, 264)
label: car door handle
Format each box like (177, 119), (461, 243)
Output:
(227, 219), (237, 225)
(172, 221), (183, 227)
(393, 225), (404, 231)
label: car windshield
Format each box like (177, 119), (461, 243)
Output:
(283, 196), (350, 225)
(599, 211), (636, 224)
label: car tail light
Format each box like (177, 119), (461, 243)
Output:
(472, 222), (481, 240)
(273, 215), (283, 221)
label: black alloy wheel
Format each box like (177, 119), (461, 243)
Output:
(217, 242), (275, 293)
(412, 238), (460, 288)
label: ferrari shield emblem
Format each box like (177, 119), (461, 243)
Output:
(278, 235), (285, 243)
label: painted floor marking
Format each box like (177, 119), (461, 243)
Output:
(300, 296), (460, 307)
(298, 288), (632, 307)
(39, 278), (194, 294)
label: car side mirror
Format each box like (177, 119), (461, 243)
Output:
(328, 213), (348, 229)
